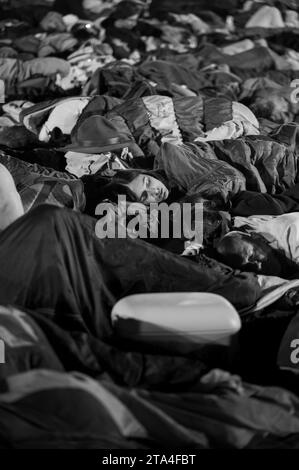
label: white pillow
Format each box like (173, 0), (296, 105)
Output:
(111, 292), (241, 354)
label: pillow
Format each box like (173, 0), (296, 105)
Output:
(111, 292), (241, 354)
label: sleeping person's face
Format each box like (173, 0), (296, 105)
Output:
(216, 232), (282, 276)
(125, 174), (169, 204)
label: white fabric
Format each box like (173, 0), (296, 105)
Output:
(83, 0), (122, 14)
(225, 16), (235, 33)
(243, 1), (254, 12)
(38, 98), (89, 142)
(195, 101), (259, 142)
(65, 152), (111, 177)
(195, 121), (245, 142)
(143, 95), (183, 145)
(234, 213), (299, 264)
(195, 119), (259, 142)
(222, 39), (255, 56)
(65, 151), (126, 177)
(0, 79), (5, 104)
(283, 50), (299, 72)
(62, 14), (79, 31)
(285, 10), (299, 28)
(2, 100), (33, 122)
(56, 66), (88, 90)
(0, 116), (15, 127)
(170, 13), (210, 34)
(245, 5), (285, 29)
(240, 276), (299, 314)
(143, 36), (160, 52)
(267, 47), (296, 71)
(232, 101), (260, 130)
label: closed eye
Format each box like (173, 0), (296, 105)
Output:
(143, 176), (150, 189)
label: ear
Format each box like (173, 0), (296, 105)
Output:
(252, 259), (263, 272)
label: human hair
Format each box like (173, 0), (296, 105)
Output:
(81, 167), (169, 215)
(216, 232), (250, 270)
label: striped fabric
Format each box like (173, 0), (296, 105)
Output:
(0, 151), (85, 212)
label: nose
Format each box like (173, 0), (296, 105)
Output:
(149, 187), (160, 197)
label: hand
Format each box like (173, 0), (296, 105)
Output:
(182, 241), (203, 257)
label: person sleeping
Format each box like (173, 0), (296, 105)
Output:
(215, 212), (299, 278)
(81, 167), (172, 216)
(83, 140), (246, 216)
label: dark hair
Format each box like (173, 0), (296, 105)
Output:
(251, 98), (275, 120)
(103, 169), (149, 185)
(82, 167), (169, 216)
(216, 233), (249, 270)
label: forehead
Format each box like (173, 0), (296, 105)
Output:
(128, 174), (149, 193)
(130, 174), (146, 187)
(136, 174), (158, 184)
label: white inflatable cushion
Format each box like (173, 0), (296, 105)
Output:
(111, 293), (241, 353)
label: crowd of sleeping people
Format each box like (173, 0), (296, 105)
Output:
(3, 137), (299, 393)
(3, 141), (299, 279)
(3, 0), (299, 447)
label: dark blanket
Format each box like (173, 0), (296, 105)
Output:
(0, 205), (260, 339)
(231, 183), (299, 216)
(1, 368), (299, 449)
(0, 298), (211, 391)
